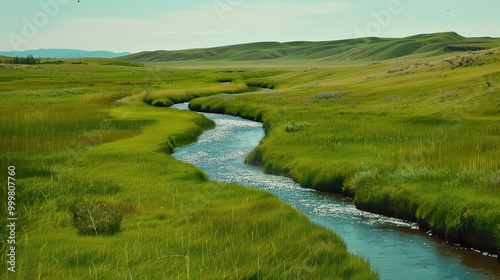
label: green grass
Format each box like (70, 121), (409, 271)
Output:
(188, 47), (500, 255)
(2, 32), (498, 278)
(122, 32), (500, 63)
(0, 59), (377, 279)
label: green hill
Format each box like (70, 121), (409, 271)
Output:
(122, 32), (500, 62)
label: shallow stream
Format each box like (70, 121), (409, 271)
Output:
(171, 103), (499, 280)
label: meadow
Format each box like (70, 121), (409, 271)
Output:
(0, 59), (377, 279)
(187, 47), (500, 256)
(1, 32), (500, 279)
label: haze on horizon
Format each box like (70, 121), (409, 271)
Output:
(1, 0), (499, 53)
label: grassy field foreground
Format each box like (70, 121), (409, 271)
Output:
(188, 48), (500, 256)
(0, 61), (377, 279)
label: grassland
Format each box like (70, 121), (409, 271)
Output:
(1, 32), (499, 279)
(0, 59), (378, 279)
(123, 32), (500, 63)
(187, 46), (500, 256)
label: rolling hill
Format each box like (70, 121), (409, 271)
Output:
(122, 32), (500, 63)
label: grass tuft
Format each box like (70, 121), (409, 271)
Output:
(70, 198), (124, 236)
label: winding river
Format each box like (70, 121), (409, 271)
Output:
(171, 103), (499, 280)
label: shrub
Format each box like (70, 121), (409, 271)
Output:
(480, 170), (500, 188)
(284, 120), (309, 132)
(310, 91), (346, 101)
(377, 110), (388, 116)
(69, 198), (123, 236)
(459, 56), (474, 67)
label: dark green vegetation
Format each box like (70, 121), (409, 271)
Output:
(70, 198), (127, 236)
(3, 55), (39, 65)
(123, 32), (500, 63)
(0, 59), (377, 278)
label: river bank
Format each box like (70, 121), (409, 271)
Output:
(187, 96), (500, 261)
(172, 102), (500, 279)
(183, 50), (500, 259)
(0, 62), (382, 279)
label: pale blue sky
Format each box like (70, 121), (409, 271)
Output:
(1, 0), (499, 52)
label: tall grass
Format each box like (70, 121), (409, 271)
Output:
(189, 48), (500, 255)
(0, 59), (378, 279)
(142, 81), (249, 107)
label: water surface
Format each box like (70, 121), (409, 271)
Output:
(171, 103), (499, 280)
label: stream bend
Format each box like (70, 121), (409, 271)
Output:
(171, 102), (498, 280)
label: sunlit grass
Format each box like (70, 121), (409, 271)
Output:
(189, 48), (500, 254)
(0, 59), (378, 279)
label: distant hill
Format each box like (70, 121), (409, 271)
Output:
(121, 32), (500, 63)
(0, 49), (130, 59)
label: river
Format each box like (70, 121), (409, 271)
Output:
(171, 103), (499, 280)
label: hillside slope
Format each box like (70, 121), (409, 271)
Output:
(122, 32), (500, 62)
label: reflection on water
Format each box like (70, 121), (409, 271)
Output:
(171, 103), (499, 280)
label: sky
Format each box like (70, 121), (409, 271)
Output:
(1, 0), (499, 53)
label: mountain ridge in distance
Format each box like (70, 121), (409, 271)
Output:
(0, 48), (131, 59)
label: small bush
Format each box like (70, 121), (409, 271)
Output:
(70, 198), (123, 236)
(459, 56), (474, 67)
(310, 92), (346, 101)
(377, 110), (388, 116)
(284, 120), (309, 132)
(480, 170), (500, 188)
(387, 68), (405, 74)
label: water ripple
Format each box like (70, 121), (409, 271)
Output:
(171, 103), (497, 280)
